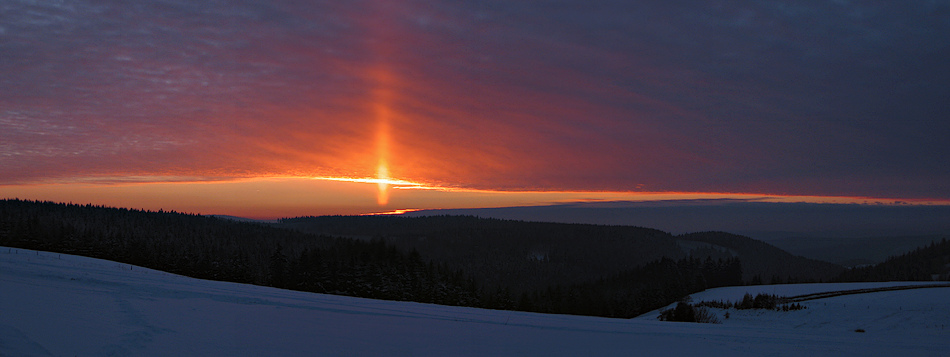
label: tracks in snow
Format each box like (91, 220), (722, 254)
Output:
(785, 283), (950, 303)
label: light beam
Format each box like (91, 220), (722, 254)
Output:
(372, 75), (393, 206)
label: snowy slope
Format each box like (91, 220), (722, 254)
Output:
(2, 247), (948, 356)
(637, 283), (950, 342)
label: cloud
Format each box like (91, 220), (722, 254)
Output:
(1, 0), (948, 198)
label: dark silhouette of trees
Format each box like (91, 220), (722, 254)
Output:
(0, 199), (479, 305)
(658, 301), (720, 323)
(677, 231), (844, 283)
(837, 238), (950, 282)
(494, 256), (743, 318)
(279, 216), (844, 293)
(0, 199), (859, 320)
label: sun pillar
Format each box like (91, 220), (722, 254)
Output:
(366, 2), (402, 206)
(375, 107), (391, 205)
(372, 72), (393, 206)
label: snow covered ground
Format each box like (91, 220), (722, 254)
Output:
(2, 247), (948, 356)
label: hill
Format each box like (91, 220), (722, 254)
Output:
(3, 247), (947, 356)
(677, 231), (845, 283)
(279, 215), (680, 292)
(770, 235), (948, 267)
(279, 215), (845, 290)
(0, 199), (480, 306)
(0, 199), (844, 318)
(837, 238), (950, 282)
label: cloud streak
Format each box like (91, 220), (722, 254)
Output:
(2, 0), (948, 199)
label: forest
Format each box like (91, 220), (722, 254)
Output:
(279, 215), (844, 288)
(3, 199), (944, 319)
(835, 237), (950, 282)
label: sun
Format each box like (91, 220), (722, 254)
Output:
(376, 160), (390, 205)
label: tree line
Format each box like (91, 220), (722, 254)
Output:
(0, 199), (747, 318)
(836, 238), (950, 282)
(0, 199), (477, 305)
(16, 199), (932, 319)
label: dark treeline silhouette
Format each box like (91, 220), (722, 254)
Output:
(836, 238), (950, 282)
(661, 293), (806, 324)
(694, 293), (804, 311)
(1, 199), (849, 319)
(507, 256), (743, 318)
(0, 199), (748, 317)
(676, 231), (845, 284)
(770, 235), (949, 268)
(0, 199), (478, 306)
(278, 216), (843, 292)
(279, 215), (682, 294)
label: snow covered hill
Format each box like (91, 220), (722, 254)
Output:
(2, 247), (948, 356)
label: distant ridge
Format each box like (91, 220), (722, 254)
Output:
(769, 235), (948, 267)
(279, 215), (845, 289)
(208, 215), (278, 224)
(677, 231), (845, 283)
(401, 201), (950, 239)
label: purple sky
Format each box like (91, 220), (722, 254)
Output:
(2, 1), (949, 206)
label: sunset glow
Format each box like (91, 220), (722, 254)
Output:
(373, 75), (393, 206)
(1, 1), (948, 218)
(3, 175), (948, 221)
(376, 164), (391, 206)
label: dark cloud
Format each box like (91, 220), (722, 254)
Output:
(1, 0), (948, 198)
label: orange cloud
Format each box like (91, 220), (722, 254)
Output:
(2, 1), (947, 203)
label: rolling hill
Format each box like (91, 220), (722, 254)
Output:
(3, 247), (947, 356)
(279, 215), (845, 290)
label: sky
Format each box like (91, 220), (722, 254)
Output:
(2, 0), (949, 218)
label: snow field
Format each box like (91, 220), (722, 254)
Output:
(2, 247), (948, 356)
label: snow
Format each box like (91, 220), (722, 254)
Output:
(638, 282), (950, 346)
(2, 247), (949, 356)
(683, 282), (950, 302)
